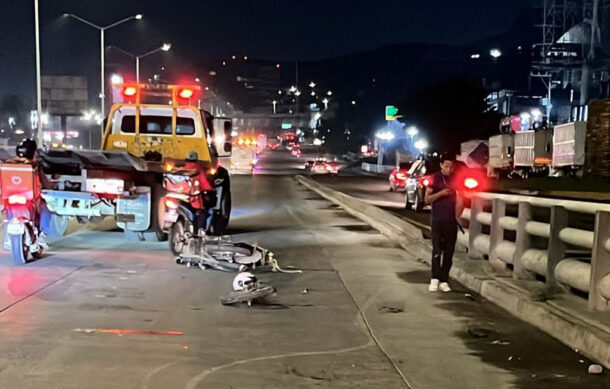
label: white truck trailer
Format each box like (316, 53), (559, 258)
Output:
(487, 134), (514, 178)
(551, 121), (587, 176)
(513, 129), (553, 177)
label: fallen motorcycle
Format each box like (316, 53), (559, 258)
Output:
(175, 235), (273, 271)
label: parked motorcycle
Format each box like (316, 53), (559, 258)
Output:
(0, 139), (45, 265)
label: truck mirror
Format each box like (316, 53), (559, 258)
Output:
(224, 142), (232, 153)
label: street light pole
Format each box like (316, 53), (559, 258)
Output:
(64, 13), (142, 120)
(110, 44), (171, 84)
(100, 28), (104, 118)
(34, 0), (43, 145)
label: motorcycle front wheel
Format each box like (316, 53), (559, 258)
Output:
(169, 219), (186, 256)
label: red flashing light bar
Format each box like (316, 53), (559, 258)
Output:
(116, 84), (202, 104)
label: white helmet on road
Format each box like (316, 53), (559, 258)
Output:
(233, 272), (258, 291)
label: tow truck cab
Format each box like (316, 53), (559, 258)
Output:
(102, 84), (232, 163)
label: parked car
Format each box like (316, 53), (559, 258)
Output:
(405, 157), (439, 212)
(388, 162), (414, 192)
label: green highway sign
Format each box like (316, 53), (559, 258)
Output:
(385, 105), (399, 121)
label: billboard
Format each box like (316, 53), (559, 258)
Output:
(41, 76), (88, 115)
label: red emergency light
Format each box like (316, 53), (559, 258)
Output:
(178, 88), (194, 99)
(123, 86), (138, 97)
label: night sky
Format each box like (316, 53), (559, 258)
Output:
(1, 0), (531, 104)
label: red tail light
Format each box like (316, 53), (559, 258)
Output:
(178, 88), (194, 99)
(422, 178), (431, 187)
(123, 86), (138, 97)
(7, 194), (28, 205)
(464, 177), (479, 190)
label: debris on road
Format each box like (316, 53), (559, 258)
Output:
(269, 253), (302, 273)
(301, 288), (309, 294)
(378, 303), (404, 313)
(588, 364), (603, 375)
(464, 293), (475, 301)
(490, 340), (510, 346)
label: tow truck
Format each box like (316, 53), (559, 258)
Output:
(0, 83), (233, 264)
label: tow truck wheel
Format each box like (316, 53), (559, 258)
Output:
(141, 184), (169, 242)
(169, 219), (186, 256)
(10, 234), (28, 266)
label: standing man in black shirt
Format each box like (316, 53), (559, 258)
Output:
(425, 154), (463, 292)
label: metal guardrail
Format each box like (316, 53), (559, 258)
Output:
(361, 162), (394, 174)
(458, 192), (610, 311)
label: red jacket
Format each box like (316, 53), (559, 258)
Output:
(183, 161), (213, 209)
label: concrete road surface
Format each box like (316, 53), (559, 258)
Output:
(0, 150), (607, 388)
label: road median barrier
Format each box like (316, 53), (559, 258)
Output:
(296, 175), (610, 369)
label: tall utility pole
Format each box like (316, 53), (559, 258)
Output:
(34, 0), (43, 145)
(295, 61), (299, 115)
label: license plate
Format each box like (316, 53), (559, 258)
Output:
(86, 178), (125, 195)
(7, 222), (25, 235)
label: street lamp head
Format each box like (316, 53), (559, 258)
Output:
(490, 48), (502, 58)
(110, 74), (123, 85)
(135, 14), (143, 20)
(407, 126), (419, 137)
(63, 13), (70, 17)
(309, 81), (316, 88)
(375, 131), (395, 141)
(322, 98), (329, 104)
(414, 139), (428, 151)
(161, 43), (171, 51)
